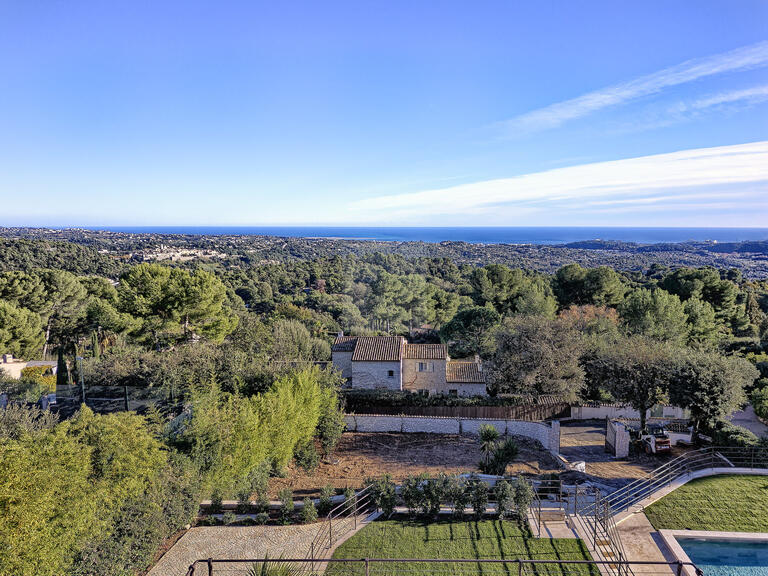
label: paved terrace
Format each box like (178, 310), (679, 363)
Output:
(148, 524), (319, 576)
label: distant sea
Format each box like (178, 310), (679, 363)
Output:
(84, 226), (768, 245)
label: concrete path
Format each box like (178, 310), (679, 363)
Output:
(616, 512), (676, 575)
(729, 404), (768, 437)
(147, 524), (319, 576)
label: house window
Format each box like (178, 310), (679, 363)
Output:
(387, 370), (394, 378)
(418, 389), (430, 397)
(449, 389), (458, 397)
(418, 362), (434, 372)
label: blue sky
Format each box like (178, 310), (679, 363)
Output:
(0, 1), (767, 227)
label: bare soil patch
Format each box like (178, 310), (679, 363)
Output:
(270, 432), (560, 497)
(559, 420), (694, 486)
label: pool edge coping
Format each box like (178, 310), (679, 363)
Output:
(658, 530), (768, 576)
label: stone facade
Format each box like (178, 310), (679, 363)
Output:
(333, 350), (353, 380)
(350, 360), (402, 390)
(401, 358), (447, 394)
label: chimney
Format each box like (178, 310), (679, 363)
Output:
(475, 354), (482, 371)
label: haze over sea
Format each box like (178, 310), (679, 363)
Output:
(83, 226), (768, 245)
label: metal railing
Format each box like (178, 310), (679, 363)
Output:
(308, 485), (376, 566)
(570, 490), (633, 576)
(185, 557), (703, 576)
(578, 445), (768, 517)
(531, 477), (565, 538)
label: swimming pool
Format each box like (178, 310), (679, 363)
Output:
(678, 537), (768, 575)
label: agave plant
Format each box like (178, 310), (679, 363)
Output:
(246, 557), (306, 576)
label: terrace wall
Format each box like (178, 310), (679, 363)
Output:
(344, 414), (561, 451)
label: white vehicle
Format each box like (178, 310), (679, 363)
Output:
(640, 424), (672, 454)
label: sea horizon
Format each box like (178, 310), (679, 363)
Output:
(32, 225), (768, 245)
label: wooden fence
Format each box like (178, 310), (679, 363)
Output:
(346, 403), (571, 421)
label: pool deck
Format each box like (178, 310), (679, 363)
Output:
(658, 530), (768, 576)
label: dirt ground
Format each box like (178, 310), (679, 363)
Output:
(559, 420), (690, 486)
(270, 432), (561, 497)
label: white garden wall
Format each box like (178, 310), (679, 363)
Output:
(344, 414), (560, 451)
(569, 404), (687, 421)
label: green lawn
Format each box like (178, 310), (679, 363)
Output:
(326, 518), (597, 576)
(645, 474), (768, 532)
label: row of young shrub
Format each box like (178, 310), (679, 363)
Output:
(364, 473), (534, 521)
(207, 485), (356, 526)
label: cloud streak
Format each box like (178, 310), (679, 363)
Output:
(349, 141), (768, 223)
(500, 41), (768, 134)
(690, 84), (768, 109)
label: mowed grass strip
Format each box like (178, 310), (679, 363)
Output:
(326, 518), (597, 576)
(645, 474), (768, 532)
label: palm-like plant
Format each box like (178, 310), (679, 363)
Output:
(478, 424), (500, 468)
(246, 557), (305, 576)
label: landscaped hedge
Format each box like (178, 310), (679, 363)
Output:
(708, 421), (759, 447)
(341, 389), (541, 410)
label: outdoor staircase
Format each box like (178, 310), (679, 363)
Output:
(577, 445), (768, 519)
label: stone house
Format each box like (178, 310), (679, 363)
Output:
(331, 334), (486, 397)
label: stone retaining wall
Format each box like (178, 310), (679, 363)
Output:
(345, 414), (560, 451)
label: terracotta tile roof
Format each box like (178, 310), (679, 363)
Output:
(332, 335), (358, 352)
(446, 361), (486, 383)
(403, 343), (447, 360)
(351, 336), (404, 362)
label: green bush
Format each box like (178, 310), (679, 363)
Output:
(254, 512), (270, 525)
(364, 475), (396, 517)
(210, 490), (223, 513)
(514, 477), (534, 520)
(222, 511), (237, 525)
(343, 486), (356, 510)
(710, 421), (759, 447)
(278, 489), (294, 524)
(495, 480), (514, 520)
(294, 440), (319, 472)
(752, 382), (768, 420)
(300, 498), (318, 524)
(401, 475), (424, 516)
(467, 474), (489, 518)
(421, 473), (448, 517)
(317, 393), (346, 458)
(318, 484), (335, 516)
(444, 475), (469, 517)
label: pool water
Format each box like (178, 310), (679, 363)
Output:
(678, 538), (768, 575)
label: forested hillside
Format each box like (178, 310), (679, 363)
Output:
(2, 231), (768, 576)
(2, 228), (768, 277)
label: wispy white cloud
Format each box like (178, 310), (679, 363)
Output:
(499, 41), (768, 134)
(610, 84), (768, 133)
(348, 141), (768, 224)
(690, 84), (768, 109)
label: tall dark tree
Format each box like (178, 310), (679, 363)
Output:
(487, 316), (584, 400)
